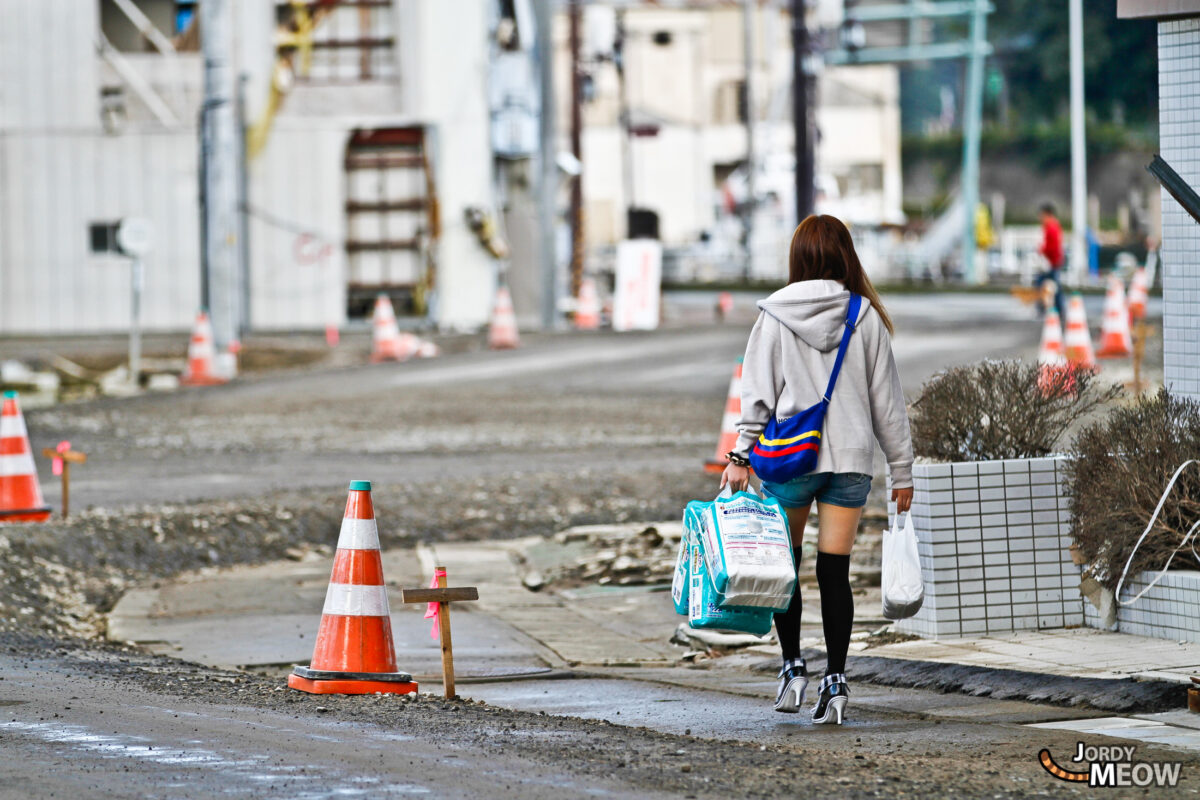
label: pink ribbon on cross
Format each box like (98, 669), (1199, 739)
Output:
(52, 440), (70, 477)
(423, 567), (447, 639)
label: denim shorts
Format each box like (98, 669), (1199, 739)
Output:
(760, 472), (872, 510)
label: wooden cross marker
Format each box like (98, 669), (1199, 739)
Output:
(400, 566), (478, 699)
(40, 441), (87, 519)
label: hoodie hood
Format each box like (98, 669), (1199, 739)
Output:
(756, 280), (869, 352)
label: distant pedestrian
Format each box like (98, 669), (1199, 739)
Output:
(1035, 203), (1066, 321)
(721, 215), (913, 725)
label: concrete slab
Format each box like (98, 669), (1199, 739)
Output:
(108, 548), (551, 680)
(866, 628), (1200, 684)
(1028, 716), (1200, 754)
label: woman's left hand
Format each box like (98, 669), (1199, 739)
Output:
(721, 463), (751, 492)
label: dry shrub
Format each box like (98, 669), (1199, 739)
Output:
(1066, 388), (1200, 589)
(910, 359), (1120, 462)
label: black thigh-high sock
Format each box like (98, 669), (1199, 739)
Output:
(816, 551), (853, 676)
(773, 547), (805, 662)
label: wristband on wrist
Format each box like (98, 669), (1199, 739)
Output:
(725, 451), (750, 467)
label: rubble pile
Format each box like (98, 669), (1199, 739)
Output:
(528, 523), (684, 590)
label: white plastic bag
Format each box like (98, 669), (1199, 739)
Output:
(697, 486), (795, 611)
(881, 512), (924, 620)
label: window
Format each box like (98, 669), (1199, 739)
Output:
(276, 1), (396, 83)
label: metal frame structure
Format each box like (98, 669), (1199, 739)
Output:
(827, 0), (994, 283)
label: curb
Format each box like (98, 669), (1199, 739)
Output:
(845, 653), (1188, 714)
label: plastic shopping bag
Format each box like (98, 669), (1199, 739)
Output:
(688, 532), (774, 635)
(672, 502), (706, 615)
(697, 487), (795, 611)
(881, 512), (924, 620)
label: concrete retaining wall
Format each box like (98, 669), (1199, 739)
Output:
(1084, 569), (1200, 644)
(889, 456), (1084, 639)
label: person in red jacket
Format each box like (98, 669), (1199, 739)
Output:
(1035, 203), (1065, 320)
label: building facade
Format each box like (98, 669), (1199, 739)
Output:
(1119, 0), (1200, 399)
(0, 0), (498, 335)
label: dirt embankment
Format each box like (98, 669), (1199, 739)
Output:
(0, 469), (715, 639)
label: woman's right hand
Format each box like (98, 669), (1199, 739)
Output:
(892, 487), (913, 513)
(721, 463), (751, 493)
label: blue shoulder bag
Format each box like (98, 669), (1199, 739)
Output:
(748, 293), (862, 484)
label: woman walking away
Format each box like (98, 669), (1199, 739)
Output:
(720, 215), (914, 725)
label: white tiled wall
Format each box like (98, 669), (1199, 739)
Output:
(889, 457), (1084, 639)
(1083, 570), (1200, 644)
(1159, 19), (1200, 399)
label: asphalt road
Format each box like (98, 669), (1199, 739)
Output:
(23, 293), (1044, 513)
(5, 292), (1188, 799)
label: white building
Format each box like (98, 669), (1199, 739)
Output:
(0, 0), (498, 335)
(557, 4), (903, 274)
(1118, 0), (1200, 400)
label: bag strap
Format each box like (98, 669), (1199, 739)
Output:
(821, 293), (862, 403)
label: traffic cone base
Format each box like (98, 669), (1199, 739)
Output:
(290, 480), (416, 695)
(287, 672), (417, 695)
(0, 391), (51, 524)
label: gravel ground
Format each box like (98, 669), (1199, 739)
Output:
(7, 632), (1192, 799)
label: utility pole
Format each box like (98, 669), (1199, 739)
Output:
(568, 0), (584, 298)
(200, 0), (242, 360)
(616, 10), (634, 234)
(742, 0), (757, 280)
(1068, 0), (1087, 285)
(791, 0), (815, 224)
(534, 0), (559, 329)
(959, 0), (987, 284)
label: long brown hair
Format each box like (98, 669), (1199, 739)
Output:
(787, 214), (894, 335)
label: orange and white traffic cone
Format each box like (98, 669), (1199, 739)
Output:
(575, 278), (601, 331)
(180, 311), (228, 386)
(704, 358), (745, 474)
(716, 291), (734, 321)
(289, 480), (417, 696)
(370, 295), (407, 363)
(1036, 309), (1073, 396)
(0, 391), (51, 524)
(1063, 293), (1096, 369)
(488, 286), (520, 350)
(1128, 267), (1150, 321)
(1038, 308), (1066, 367)
(1096, 273), (1133, 358)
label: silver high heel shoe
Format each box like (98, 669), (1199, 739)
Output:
(811, 673), (848, 724)
(773, 658), (808, 713)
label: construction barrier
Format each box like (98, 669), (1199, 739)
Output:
(0, 391), (51, 523)
(289, 480), (417, 696)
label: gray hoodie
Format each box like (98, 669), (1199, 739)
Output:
(733, 279), (914, 489)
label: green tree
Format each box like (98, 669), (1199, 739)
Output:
(989, 0), (1157, 125)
